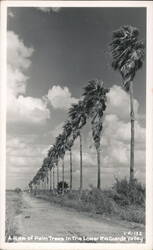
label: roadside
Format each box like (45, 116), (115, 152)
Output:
(35, 191), (145, 230)
(6, 190), (23, 241)
(34, 180), (145, 225)
(6, 191), (145, 243)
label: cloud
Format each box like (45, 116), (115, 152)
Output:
(97, 85), (146, 181)
(7, 95), (50, 124)
(106, 85), (139, 121)
(50, 122), (64, 139)
(8, 10), (14, 18)
(6, 30), (145, 189)
(71, 149), (96, 168)
(68, 85), (145, 188)
(7, 136), (48, 158)
(7, 82), (145, 189)
(7, 31), (50, 124)
(103, 114), (145, 145)
(37, 7), (62, 13)
(51, 7), (62, 13)
(46, 85), (78, 111)
(7, 31), (34, 70)
(6, 135), (49, 186)
(48, 84), (145, 188)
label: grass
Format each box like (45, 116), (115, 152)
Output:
(5, 190), (23, 242)
(119, 205), (145, 224)
(34, 178), (145, 225)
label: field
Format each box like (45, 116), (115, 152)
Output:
(5, 189), (145, 243)
(5, 190), (23, 242)
(6, 179), (145, 242)
(5, 179), (145, 243)
(35, 179), (145, 225)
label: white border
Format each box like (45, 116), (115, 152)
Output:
(0, 1), (153, 250)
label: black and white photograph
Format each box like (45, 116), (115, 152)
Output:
(0, 1), (153, 249)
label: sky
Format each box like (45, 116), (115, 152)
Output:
(6, 7), (146, 190)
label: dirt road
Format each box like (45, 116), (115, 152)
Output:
(9, 192), (144, 243)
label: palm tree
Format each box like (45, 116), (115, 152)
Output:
(49, 167), (52, 191)
(39, 167), (46, 191)
(69, 101), (87, 191)
(62, 120), (74, 191)
(29, 181), (33, 192)
(28, 80), (108, 192)
(44, 157), (51, 190)
(55, 133), (67, 194)
(48, 145), (59, 191)
(83, 79), (109, 189)
(37, 167), (46, 191)
(110, 25), (145, 182)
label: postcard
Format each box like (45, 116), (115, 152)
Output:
(0, 1), (153, 250)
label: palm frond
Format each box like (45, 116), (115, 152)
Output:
(110, 25), (145, 91)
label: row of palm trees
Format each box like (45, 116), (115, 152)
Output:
(29, 25), (145, 193)
(29, 80), (109, 193)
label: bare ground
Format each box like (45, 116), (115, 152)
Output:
(6, 192), (145, 243)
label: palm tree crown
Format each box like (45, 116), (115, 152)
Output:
(110, 25), (145, 91)
(69, 101), (87, 131)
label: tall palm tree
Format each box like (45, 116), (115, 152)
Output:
(110, 25), (145, 182)
(44, 157), (51, 190)
(53, 147), (59, 190)
(37, 167), (46, 191)
(28, 80), (108, 192)
(48, 145), (59, 191)
(49, 167), (52, 191)
(62, 120), (74, 191)
(55, 133), (67, 194)
(83, 79), (109, 189)
(39, 167), (46, 191)
(69, 101), (87, 191)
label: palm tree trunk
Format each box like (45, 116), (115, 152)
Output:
(62, 158), (64, 194)
(57, 164), (59, 189)
(97, 146), (101, 189)
(42, 180), (44, 191)
(129, 81), (134, 183)
(79, 132), (83, 192)
(70, 149), (72, 191)
(46, 171), (49, 191)
(49, 168), (52, 191)
(53, 166), (55, 192)
(44, 178), (46, 191)
(45, 176), (47, 190)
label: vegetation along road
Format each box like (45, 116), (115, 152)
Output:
(7, 191), (145, 243)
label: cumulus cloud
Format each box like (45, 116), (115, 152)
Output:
(7, 31), (34, 70)
(72, 150), (95, 168)
(7, 31), (50, 124)
(6, 135), (49, 187)
(67, 85), (145, 188)
(7, 82), (145, 189)
(46, 84), (145, 188)
(6, 30), (145, 189)
(8, 10), (14, 18)
(7, 95), (50, 124)
(37, 7), (61, 13)
(97, 85), (146, 182)
(103, 114), (145, 145)
(7, 136), (48, 158)
(46, 85), (78, 110)
(50, 122), (64, 139)
(106, 85), (139, 121)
